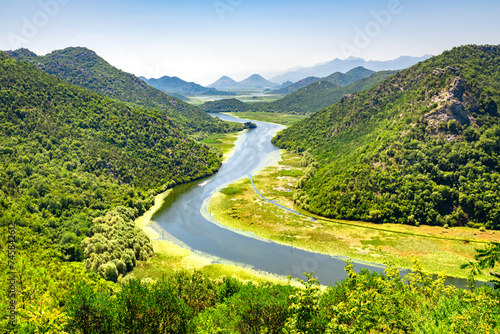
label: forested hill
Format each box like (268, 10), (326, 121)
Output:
(259, 70), (396, 115)
(270, 66), (375, 96)
(202, 70), (395, 115)
(200, 98), (251, 113)
(273, 45), (500, 229)
(6, 47), (241, 139)
(0, 51), (221, 265)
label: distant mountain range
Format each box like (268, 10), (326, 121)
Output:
(202, 69), (395, 115)
(270, 66), (375, 95)
(262, 70), (396, 114)
(140, 76), (235, 97)
(270, 77), (321, 95)
(271, 55), (433, 83)
(208, 74), (279, 89)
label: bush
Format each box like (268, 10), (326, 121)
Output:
(100, 262), (118, 282)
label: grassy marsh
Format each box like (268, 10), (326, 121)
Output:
(133, 146), (291, 285)
(200, 130), (245, 162)
(208, 152), (500, 281)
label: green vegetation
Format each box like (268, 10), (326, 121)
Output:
(200, 98), (251, 113)
(55, 263), (500, 333)
(323, 66), (377, 86)
(201, 71), (396, 116)
(140, 75), (235, 97)
(208, 152), (499, 280)
(273, 45), (500, 230)
(270, 76), (321, 95)
(6, 47), (243, 139)
(4, 45), (500, 332)
(270, 66), (376, 96)
(224, 112), (309, 125)
(0, 52), (222, 285)
(0, 245), (116, 332)
(82, 206), (154, 282)
(200, 131), (243, 161)
(261, 70), (397, 115)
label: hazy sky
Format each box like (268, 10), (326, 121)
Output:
(1, 0), (499, 85)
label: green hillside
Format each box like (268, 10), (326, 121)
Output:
(2, 49), (500, 334)
(273, 45), (500, 229)
(270, 66), (376, 96)
(201, 71), (394, 115)
(6, 47), (242, 139)
(263, 71), (396, 115)
(200, 98), (251, 113)
(323, 66), (376, 86)
(0, 52), (221, 272)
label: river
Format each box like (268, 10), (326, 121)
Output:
(151, 113), (471, 288)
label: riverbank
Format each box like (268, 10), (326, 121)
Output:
(208, 151), (500, 282)
(133, 130), (292, 285)
(200, 129), (248, 162)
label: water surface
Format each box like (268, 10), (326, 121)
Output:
(152, 113), (472, 288)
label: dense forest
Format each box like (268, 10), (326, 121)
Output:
(273, 45), (500, 229)
(202, 71), (395, 115)
(0, 51), (226, 284)
(200, 98), (252, 113)
(6, 47), (242, 140)
(3, 256), (500, 333)
(3, 45), (500, 332)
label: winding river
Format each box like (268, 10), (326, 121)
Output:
(151, 113), (470, 288)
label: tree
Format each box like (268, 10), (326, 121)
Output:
(461, 242), (500, 288)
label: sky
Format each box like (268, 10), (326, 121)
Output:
(1, 0), (499, 85)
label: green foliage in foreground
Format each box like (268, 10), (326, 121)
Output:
(462, 242), (500, 287)
(0, 245), (116, 333)
(10, 262), (494, 333)
(273, 45), (500, 229)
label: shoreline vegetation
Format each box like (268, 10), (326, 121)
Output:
(135, 115), (498, 285)
(133, 130), (292, 285)
(200, 129), (248, 162)
(208, 150), (500, 282)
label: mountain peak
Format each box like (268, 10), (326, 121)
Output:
(207, 76), (239, 89)
(238, 74), (278, 88)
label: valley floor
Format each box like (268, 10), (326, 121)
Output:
(220, 112), (308, 126)
(133, 130), (293, 285)
(207, 151), (500, 282)
(135, 122), (499, 285)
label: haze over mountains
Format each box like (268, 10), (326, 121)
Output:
(201, 68), (395, 115)
(193, 55), (433, 91)
(270, 66), (376, 95)
(208, 74), (279, 90)
(140, 76), (235, 97)
(270, 55), (433, 84)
